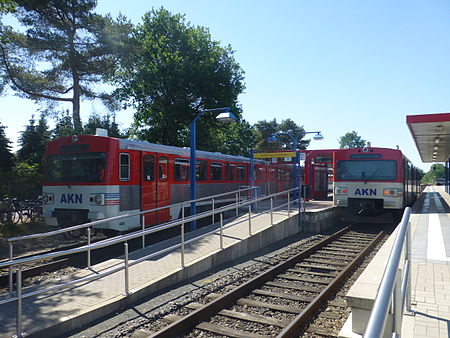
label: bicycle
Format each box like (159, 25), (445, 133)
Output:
(20, 196), (44, 223)
(0, 198), (21, 225)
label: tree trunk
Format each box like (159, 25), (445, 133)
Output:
(72, 73), (82, 133)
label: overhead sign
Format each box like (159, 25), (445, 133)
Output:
(254, 152), (296, 159)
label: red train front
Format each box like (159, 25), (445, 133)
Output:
(333, 146), (420, 217)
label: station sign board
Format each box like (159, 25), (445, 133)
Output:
(254, 152), (296, 159)
(254, 152), (306, 161)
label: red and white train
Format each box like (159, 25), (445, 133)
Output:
(333, 146), (420, 217)
(42, 133), (294, 232)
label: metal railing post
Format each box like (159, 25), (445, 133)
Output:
(141, 214), (145, 249)
(287, 193), (290, 216)
(181, 206), (185, 268)
(212, 198), (215, 224)
(9, 242), (13, 295)
(406, 220), (412, 312)
(181, 223), (185, 268)
(124, 242), (130, 295)
(87, 227), (91, 269)
(298, 186), (302, 228)
(248, 205), (252, 236)
(393, 269), (402, 335)
(16, 266), (23, 337)
(235, 192), (239, 216)
(270, 197), (274, 225)
(220, 213), (224, 249)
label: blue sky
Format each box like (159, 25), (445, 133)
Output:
(2, 0), (450, 171)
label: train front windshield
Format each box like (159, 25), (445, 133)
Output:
(336, 160), (397, 181)
(45, 152), (106, 183)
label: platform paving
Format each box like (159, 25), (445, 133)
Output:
(402, 185), (450, 338)
(0, 198), (334, 337)
(340, 186), (450, 337)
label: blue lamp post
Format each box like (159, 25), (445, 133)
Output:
(190, 107), (236, 230)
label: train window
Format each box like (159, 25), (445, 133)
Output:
(45, 152), (105, 183)
(158, 157), (168, 181)
(143, 155), (154, 181)
(120, 153), (130, 181)
(225, 163), (235, 181)
(210, 162), (222, 181)
(174, 159), (190, 181)
(255, 166), (264, 180)
(336, 160), (397, 181)
(269, 168), (276, 181)
(196, 160), (207, 181)
(237, 166), (245, 181)
(315, 156), (332, 163)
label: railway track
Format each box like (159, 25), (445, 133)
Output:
(135, 226), (383, 338)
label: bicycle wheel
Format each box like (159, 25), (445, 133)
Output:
(8, 208), (20, 224)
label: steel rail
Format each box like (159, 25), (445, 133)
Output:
(277, 230), (384, 337)
(149, 227), (350, 338)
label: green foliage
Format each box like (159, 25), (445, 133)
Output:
(9, 161), (41, 199)
(421, 163), (444, 184)
(338, 131), (367, 149)
(51, 109), (75, 139)
(17, 113), (50, 169)
(254, 118), (310, 152)
(115, 7), (246, 154)
(0, 0), (133, 131)
(0, 0), (15, 14)
(0, 122), (13, 172)
(83, 112), (127, 138)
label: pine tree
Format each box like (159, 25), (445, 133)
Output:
(52, 110), (75, 139)
(83, 112), (126, 138)
(17, 113), (50, 168)
(0, 0), (132, 131)
(0, 121), (13, 172)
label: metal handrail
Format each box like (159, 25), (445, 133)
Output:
(363, 207), (412, 338)
(1, 187), (298, 269)
(0, 189), (298, 306)
(7, 185), (258, 243)
(2, 186), (301, 337)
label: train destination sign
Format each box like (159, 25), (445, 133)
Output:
(254, 152), (296, 159)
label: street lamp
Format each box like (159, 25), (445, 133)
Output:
(190, 107), (237, 230)
(267, 130), (324, 226)
(268, 131), (324, 149)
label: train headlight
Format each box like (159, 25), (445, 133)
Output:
(43, 193), (54, 204)
(335, 187), (348, 195)
(383, 188), (403, 197)
(90, 193), (105, 205)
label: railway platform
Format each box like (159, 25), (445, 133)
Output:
(340, 186), (450, 338)
(0, 198), (335, 337)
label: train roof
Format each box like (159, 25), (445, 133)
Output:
(118, 137), (267, 164)
(336, 146), (415, 164)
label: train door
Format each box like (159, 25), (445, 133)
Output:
(141, 152), (157, 225)
(157, 155), (170, 222)
(311, 165), (328, 200)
